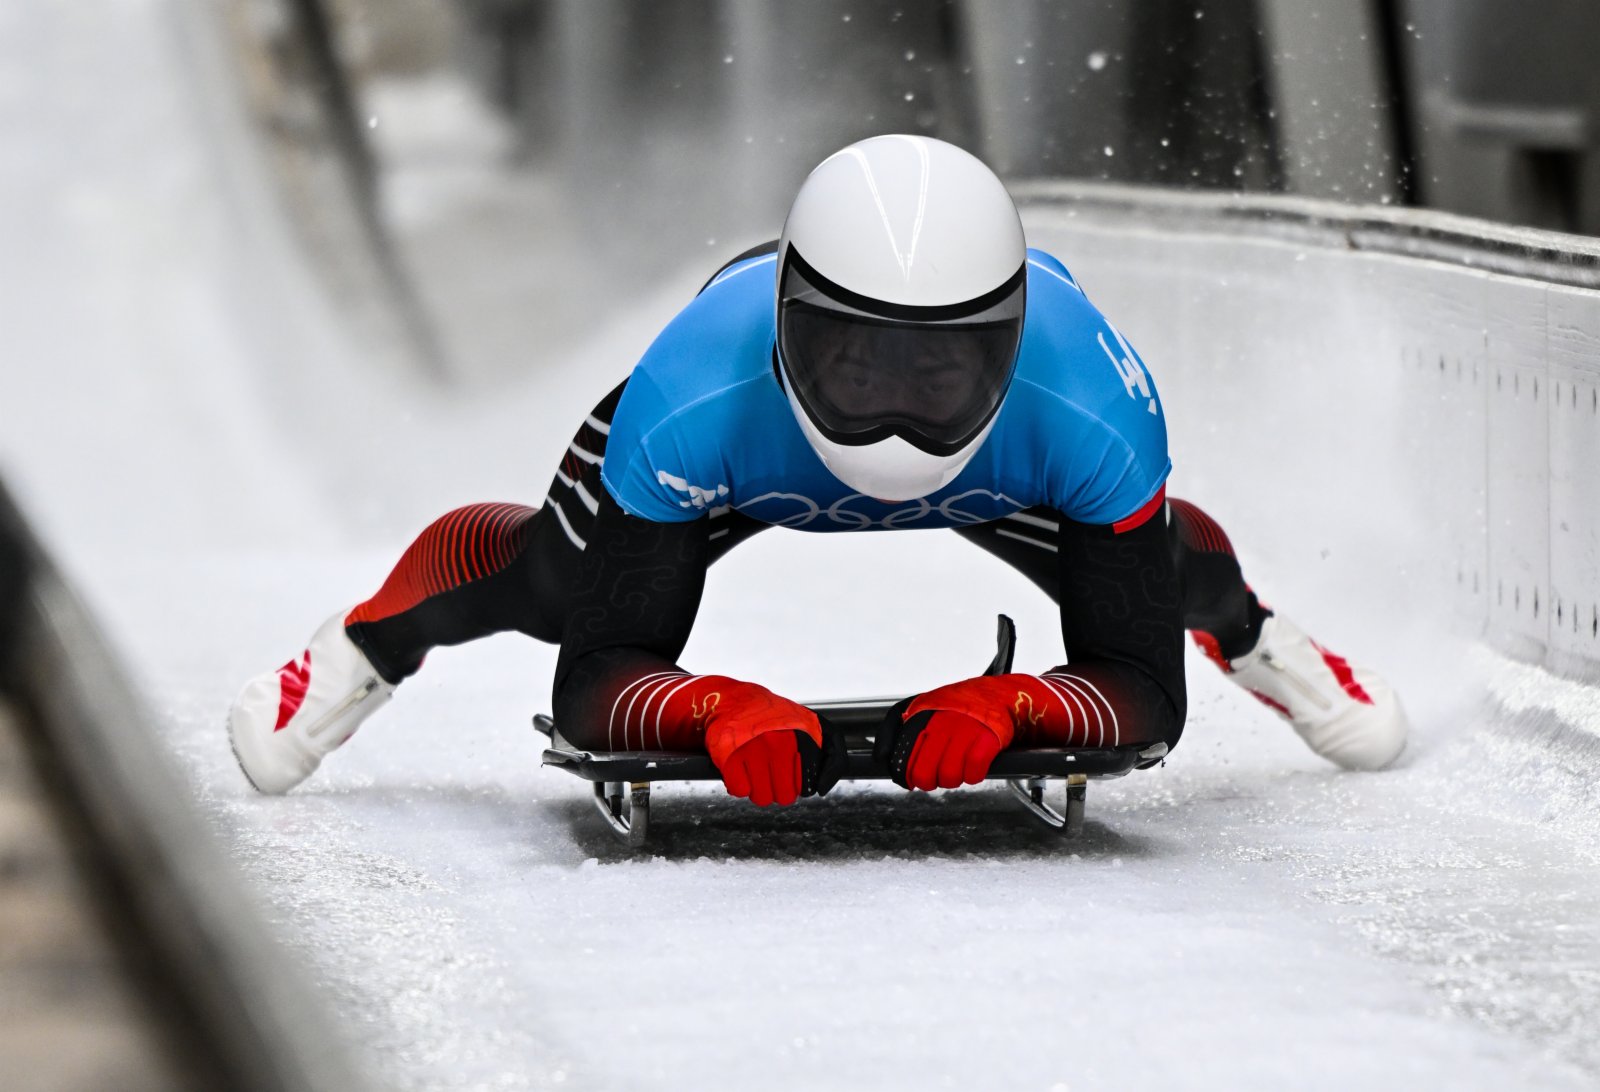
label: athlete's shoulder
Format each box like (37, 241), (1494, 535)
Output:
(600, 248), (783, 522)
(1023, 247), (1087, 295)
(1015, 245), (1160, 410)
(1000, 248), (1171, 524)
(633, 249), (778, 395)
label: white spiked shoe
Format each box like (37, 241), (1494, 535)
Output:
(228, 610), (394, 793)
(1209, 615), (1408, 771)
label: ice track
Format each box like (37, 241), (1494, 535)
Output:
(6, 3), (1600, 1090)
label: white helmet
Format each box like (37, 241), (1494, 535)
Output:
(776, 135), (1027, 501)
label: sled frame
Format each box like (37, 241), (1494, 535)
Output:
(533, 615), (1168, 846)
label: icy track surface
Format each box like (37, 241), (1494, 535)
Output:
(7, 4), (1600, 1090)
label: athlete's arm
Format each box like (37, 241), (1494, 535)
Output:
(551, 489), (829, 805)
(879, 498), (1185, 791)
(551, 487), (708, 737)
(1045, 500), (1187, 747)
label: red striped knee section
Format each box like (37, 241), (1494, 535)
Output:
(1168, 497), (1235, 556)
(346, 503), (537, 626)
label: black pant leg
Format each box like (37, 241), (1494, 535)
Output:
(345, 379), (772, 683)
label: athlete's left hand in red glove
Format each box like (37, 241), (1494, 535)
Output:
(875, 674), (1093, 790)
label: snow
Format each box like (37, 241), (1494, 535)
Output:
(5, 3), (1600, 1090)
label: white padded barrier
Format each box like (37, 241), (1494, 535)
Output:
(1016, 183), (1600, 684)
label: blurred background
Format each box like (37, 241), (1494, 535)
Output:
(236, 0), (1600, 381)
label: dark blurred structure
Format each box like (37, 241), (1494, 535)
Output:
(1399, 0), (1600, 235)
(261, 0), (1600, 374)
(498, 0), (986, 265)
(440, 0), (1421, 262)
(967, 0), (1283, 188)
(274, 0), (1600, 291)
(445, 0), (1600, 235)
(215, 0), (446, 373)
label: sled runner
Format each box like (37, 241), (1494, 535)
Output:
(534, 616), (1169, 847)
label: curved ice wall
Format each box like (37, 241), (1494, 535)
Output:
(1019, 185), (1600, 685)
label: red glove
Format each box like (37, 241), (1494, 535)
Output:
(720, 731), (805, 807)
(878, 674), (1082, 790)
(698, 678), (823, 807)
(897, 710), (1007, 791)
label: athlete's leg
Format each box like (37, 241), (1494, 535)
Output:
(952, 498), (1406, 769)
(337, 245), (784, 679)
(227, 381), (619, 792)
(231, 242), (790, 792)
(1145, 498), (1404, 768)
(345, 378), (771, 679)
(228, 377), (771, 791)
(1164, 498), (1271, 663)
(339, 380), (623, 683)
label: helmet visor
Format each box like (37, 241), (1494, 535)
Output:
(778, 251), (1025, 453)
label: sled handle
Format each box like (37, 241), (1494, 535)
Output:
(984, 614), (1017, 676)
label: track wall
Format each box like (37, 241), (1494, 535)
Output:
(0, 481), (371, 1092)
(1019, 185), (1600, 684)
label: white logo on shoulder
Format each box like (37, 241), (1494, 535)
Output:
(1098, 320), (1159, 416)
(658, 470), (730, 510)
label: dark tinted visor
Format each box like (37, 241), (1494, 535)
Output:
(778, 251), (1026, 451)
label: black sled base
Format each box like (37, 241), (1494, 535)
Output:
(533, 616), (1168, 847)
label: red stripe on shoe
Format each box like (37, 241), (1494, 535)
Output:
(1112, 485), (1167, 534)
(1312, 641), (1375, 705)
(1248, 689), (1291, 718)
(1190, 631), (1233, 673)
(274, 651), (312, 731)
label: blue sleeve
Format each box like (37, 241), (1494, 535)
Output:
(1064, 315), (1171, 524)
(599, 370), (719, 523)
(1059, 425), (1170, 526)
(598, 259), (774, 524)
(1022, 292), (1172, 525)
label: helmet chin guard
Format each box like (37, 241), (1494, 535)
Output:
(775, 135), (1026, 496)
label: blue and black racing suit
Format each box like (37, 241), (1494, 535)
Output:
(344, 243), (1269, 755)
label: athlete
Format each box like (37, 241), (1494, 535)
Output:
(228, 135), (1408, 806)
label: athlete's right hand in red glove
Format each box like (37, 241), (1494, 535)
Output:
(699, 678), (842, 806)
